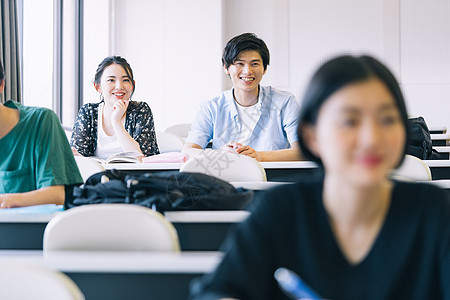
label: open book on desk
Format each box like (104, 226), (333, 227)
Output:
(91, 151), (143, 164)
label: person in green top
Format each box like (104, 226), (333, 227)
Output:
(0, 60), (83, 208)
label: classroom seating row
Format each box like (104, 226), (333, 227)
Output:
(0, 206), (250, 251)
(0, 250), (221, 300)
(103, 159), (450, 180)
(430, 133), (450, 146)
(2, 175), (449, 251)
(0, 203), (235, 300)
(1, 176), (449, 299)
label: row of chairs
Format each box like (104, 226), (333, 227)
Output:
(44, 204), (180, 252)
(66, 155), (433, 255)
(156, 122), (191, 153)
(75, 152), (431, 184)
(75, 149), (268, 183)
(0, 262), (85, 300)
(0, 204), (178, 300)
(0, 154), (432, 299)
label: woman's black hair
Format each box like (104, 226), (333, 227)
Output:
(297, 55), (410, 166)
(222, 33), (270, 70)
(94, 56), (135, 96)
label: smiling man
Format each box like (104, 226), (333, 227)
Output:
(182, 33), (301, 162)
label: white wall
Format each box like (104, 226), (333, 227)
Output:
(22, 0), (53, 109)
(84, 0), (450, 131)
(223, 0), (450, 130)
(112, 0), (223, 131)
(399, 0), (450, 129)
(83, 0), (111, 104)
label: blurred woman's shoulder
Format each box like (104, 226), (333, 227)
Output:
(392, 180), (450, 217)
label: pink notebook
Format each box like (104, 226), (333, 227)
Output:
(142, 152), (189, 163)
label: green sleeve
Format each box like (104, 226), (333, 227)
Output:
(34, 109), (83, 189)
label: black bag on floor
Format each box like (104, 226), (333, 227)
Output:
(406, 117), (443, 160)
(67, 170), (254, 213)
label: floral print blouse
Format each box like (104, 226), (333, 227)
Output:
(70, 101), (159, 157)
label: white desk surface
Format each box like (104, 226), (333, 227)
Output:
(0, 205), (63, 223)
(230, 181), (292, 190)
(0, 250), (222, 273)
(430, 133), (450, 140)
(0, 213), (58, 223)
(421, 179), (450, 189)
(104, 161), (318, 170)
(0, 206), (249, 224)
(260, 161), (318, 168)
(434, 146), (450, 153)
(104, 162), (184, 170)
(103, 160), (450, 170)
(429, 126), (447, 133)
(424, 160), (450, 167)
(165, 210), (250, 223)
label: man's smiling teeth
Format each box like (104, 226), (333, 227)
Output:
(241, 77), (254, 82)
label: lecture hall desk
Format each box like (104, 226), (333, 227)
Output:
(0, 182), (288, 251)
(433, 146), (450, 159)
(429, 126), (447, 135)
(0, 250), (221, 300)
(1, 179), (449, 251)
(105, 160), (450, 181)
(0, 206), (250, 251)
(424, 160), (450, 180)
(104, 161), (321, 181)
(430, 133), (450, 146)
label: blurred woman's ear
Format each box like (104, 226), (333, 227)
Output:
(0, 80), (4, 93)
(301, 124), (320, 157)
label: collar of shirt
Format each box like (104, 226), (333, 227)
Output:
(4, 100), (21, 110)
(227, 87), (264, 118)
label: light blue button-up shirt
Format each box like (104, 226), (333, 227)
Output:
(185, 86), (300, 151)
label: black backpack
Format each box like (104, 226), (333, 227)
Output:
(67, 170), (254, 213)
(406, 117), (443, 160)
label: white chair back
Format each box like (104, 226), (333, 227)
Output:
(156, 131), (185, 153)
(163, 123), (191, 140)
(180, 150), (267, 182)
(43, 204), (180, 252)
(74, 156), (106, 182)
(390, 154), (432, 181)
(0, 262), (84, 300)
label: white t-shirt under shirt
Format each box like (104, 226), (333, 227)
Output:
(235, 101), (261, 145)
(94, 102), (123, 160)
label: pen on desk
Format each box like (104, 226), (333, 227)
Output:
(274, 267), (322, 300)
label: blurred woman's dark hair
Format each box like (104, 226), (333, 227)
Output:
(297, 55), (410, 166)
